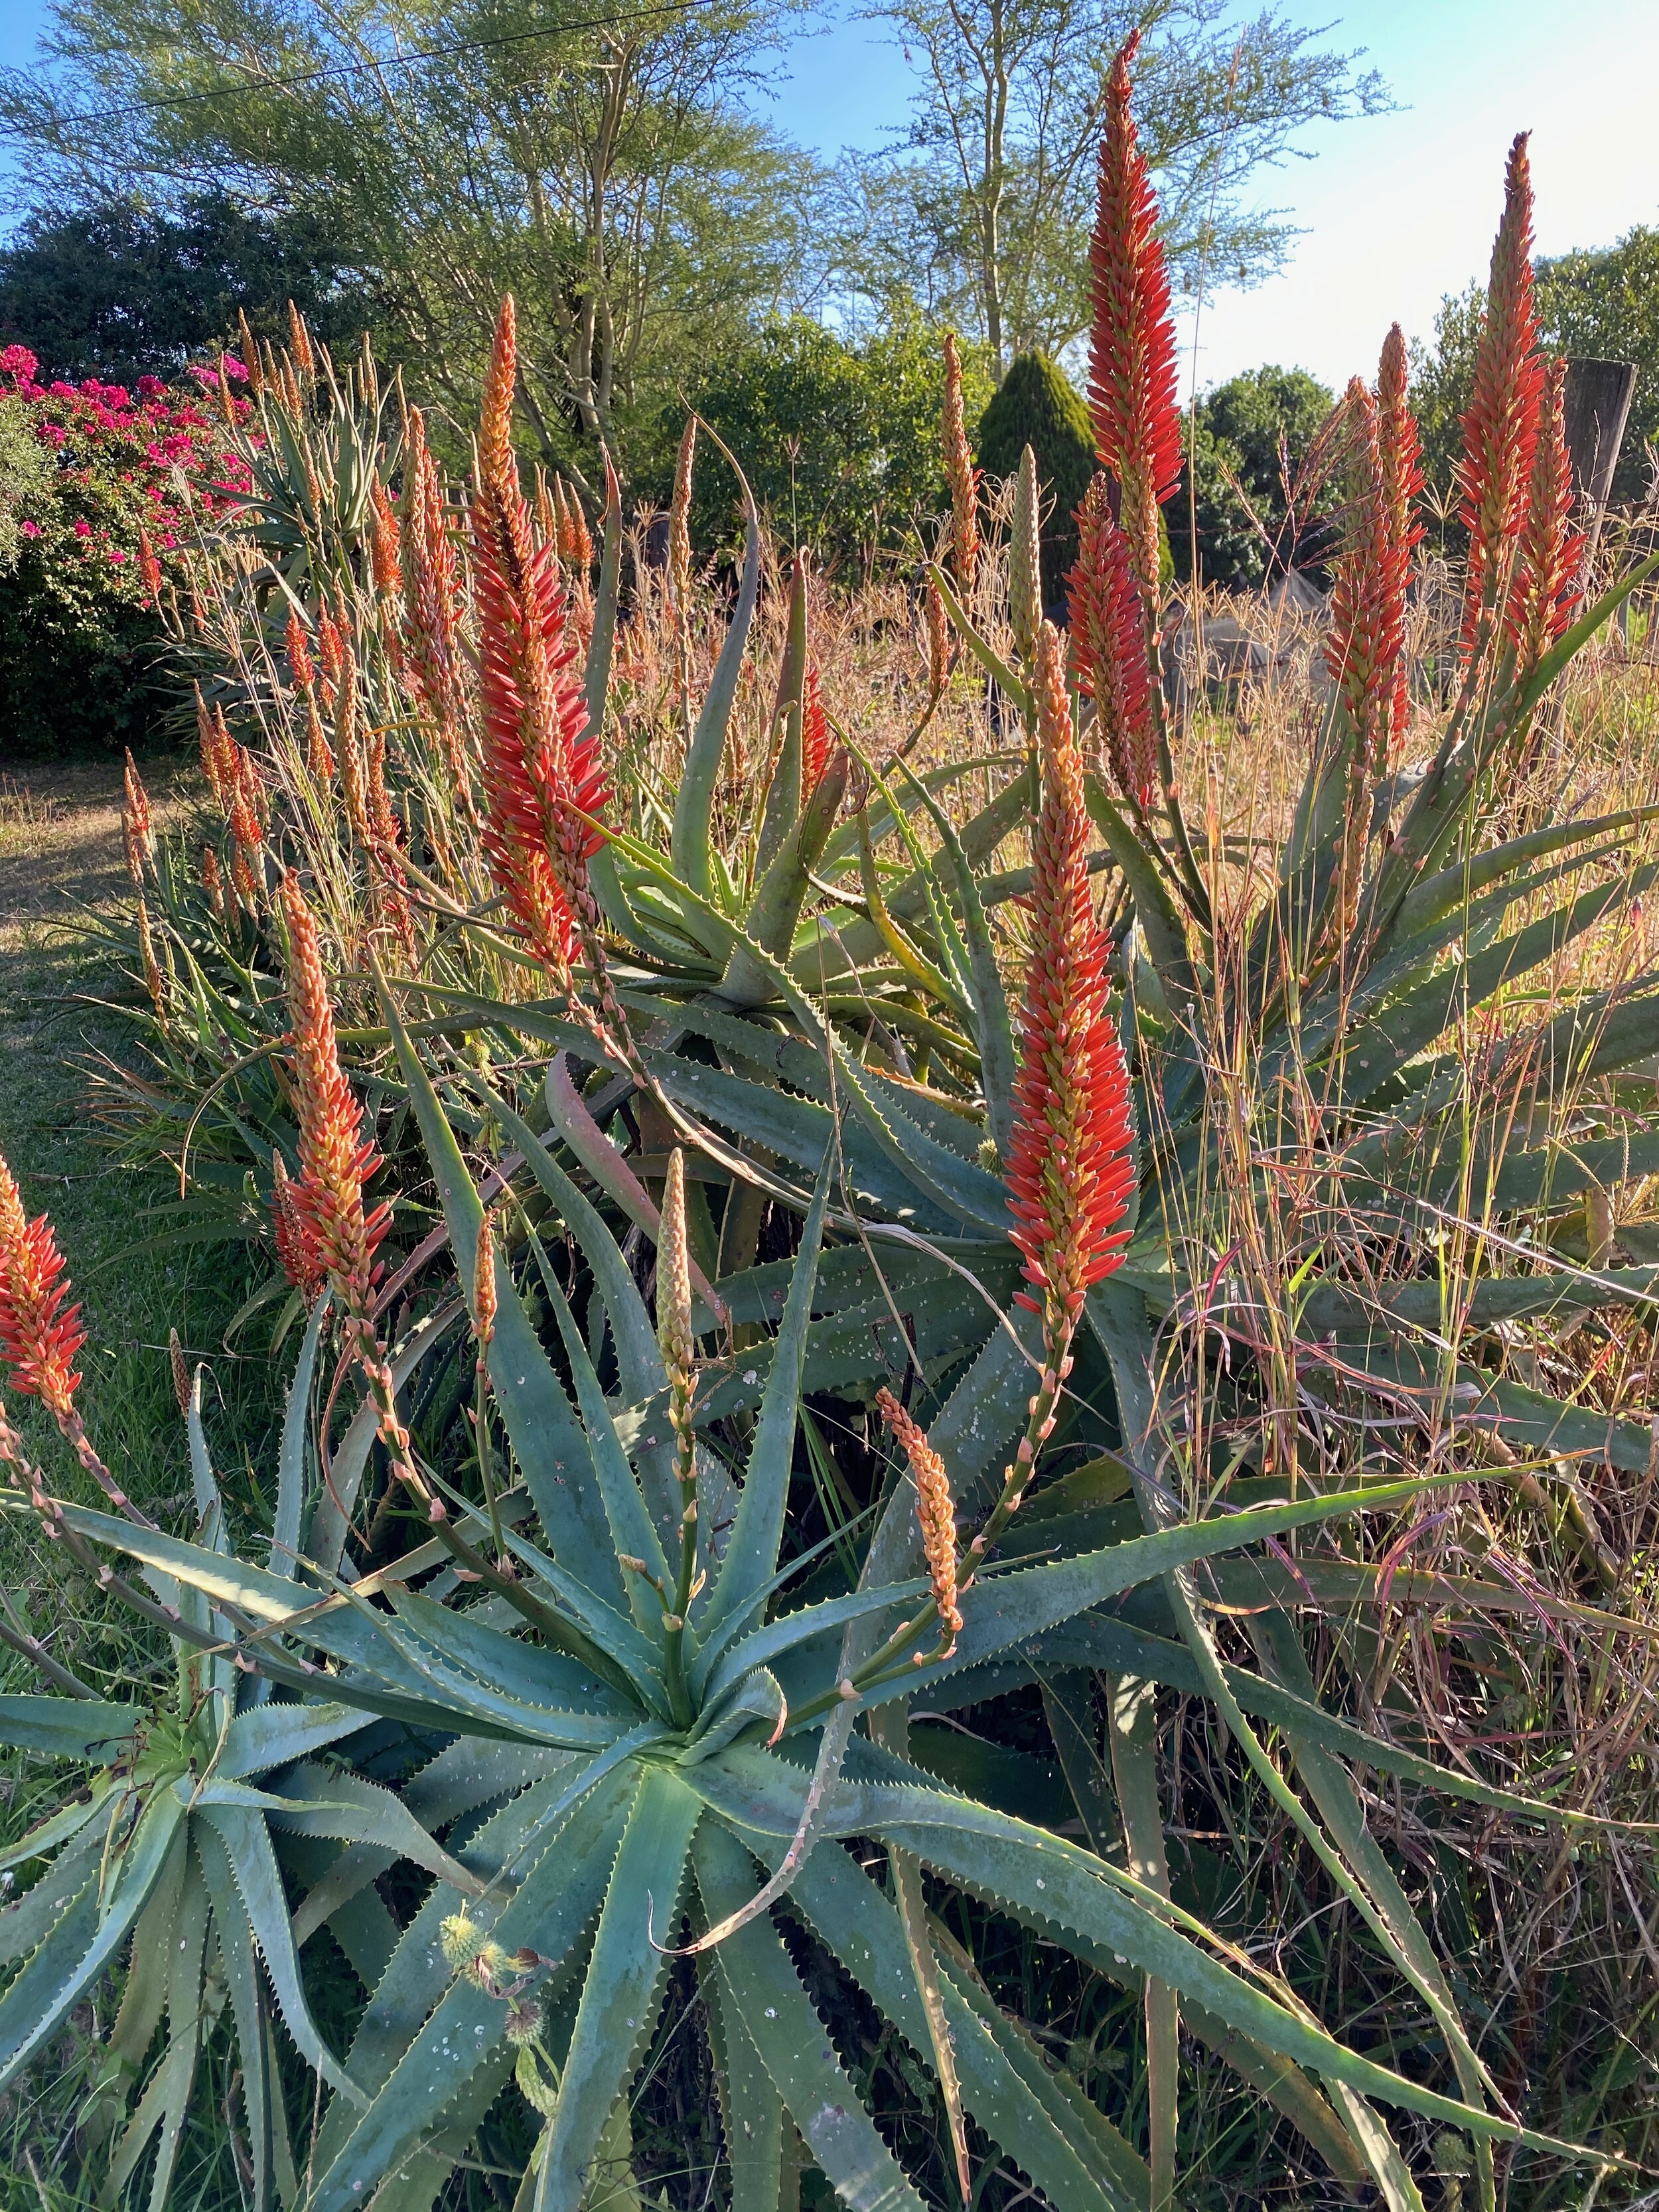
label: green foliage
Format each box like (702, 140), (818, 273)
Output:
(1165, 362), (1336, 588)
(835, 0), (1390, 360)
(0, 191), (373, 386)
(0, 0), (825, 484)
(668, 312), (981, 569)
(977, 352), (1096, 603)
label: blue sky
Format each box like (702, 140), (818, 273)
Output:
(5, 0), (1656, 394)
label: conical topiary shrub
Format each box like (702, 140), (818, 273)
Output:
(977, 350), (1098, 609)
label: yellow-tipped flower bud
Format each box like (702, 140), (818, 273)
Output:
(440, 1913), (482, 1970)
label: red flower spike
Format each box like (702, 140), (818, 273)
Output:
(279, 875), (392, 1319)
(1088, 33), (1183, 611)
(1067, 473), (1156, 808)
(1325, 381), (1409, 780)
(1376, 325), (1425, 749)
(1510, 358), (1583, 680)
(370, 479), (402, 597)
(0, 1148), (86, 1414)
(469, 297), (610, 982)
(1458, 133), (1544, 652)
(802, 660), (831, 800)
(1005, 622), (1137, 1323)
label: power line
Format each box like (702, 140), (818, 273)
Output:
(0, 0), (724, 137)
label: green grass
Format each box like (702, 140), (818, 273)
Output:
(0, 760), (283, 2205)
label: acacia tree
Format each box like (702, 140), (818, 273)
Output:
(0, 0), (823, 479)
(836, 0), (1388, 372)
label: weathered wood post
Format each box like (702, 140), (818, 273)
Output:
(1561, 356), (1637, 570)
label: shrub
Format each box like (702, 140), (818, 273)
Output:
(0, 342), (246, 755)
(668, 310), (990, 571)
(976, 351), (1096, 605)
(1165, 362), (1337, 588)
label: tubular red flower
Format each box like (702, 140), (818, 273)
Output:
(279, 875), (392, 1317)
(0, 1149), (86, 1414)
(399, 407), (474, 807)
(469, 297), (610, 980)
(1509, 357), (1583, 682)
(1458, 133), (1543, 651)
(1088, 33), (1183, 611)
(1067, 472), (1156, 809)
(942, 332), (979, 599)
(1325, 381), (1409, 779)
(1006, 622), (1137, 1323)
(271, 1152), (326, 1307)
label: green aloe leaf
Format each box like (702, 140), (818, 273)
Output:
(0, 1694), (135, 1763)
(532, 1765), (703, 2211)
(698, 1153), (832, 1653)
(672, 457), (760, 897)
(695, 1820), (928, 2212)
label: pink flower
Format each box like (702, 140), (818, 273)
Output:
(137, 376), (166, 399)
(19, 522), (40, 538)
(73, 518), (92, 538)
(1, 343), (38, 382)
(109, 549), (127, 565)
(49, 380), (75, 400)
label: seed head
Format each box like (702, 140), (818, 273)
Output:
(875, 1388), (962, 1643)
(287, 609), (315, 696)
(1325, 382), (1408, 781)
(668, 419), (695, 623)
(657, 1151), (697, 1492)
(201, 845), (226, 916)
(0, 1148), (86, 1416)
(440, 1913), (482, 1970)
(169, 1328), (190, 1418)
(1005, 623), (1137, 1325)
(924, 574), (950, 703)
(1376, 325), (1424, 749)
(504, 1998), (543, 2046)
(370, 478), (401, 597)
(122, 749), (154, 886)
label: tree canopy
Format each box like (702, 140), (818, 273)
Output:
(1165, 362), (1336, 589)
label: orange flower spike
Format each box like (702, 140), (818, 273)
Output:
(370, 479), (402, 597)
(136, 528), (163, 607)
(1458, 132), (1543, 651)
(0, 1149), (87, 1417)
(366, 728), (419, 960)
(278, 874), (392, 1320)
(286, 608), (315, 696)
(122, 749), (155, 885)
(1325, 382), (1406, 779)
(924, 574), (950, 704)
(1510, 358), (1583, 684)
(1088, 33), (1183, 612)
(196, 685), (227, 806)
(469, 297), (611, 982)
(1067, 473), (1156, 808)
(1006, 620), (1137, 1330)
(137, 897), (166, 1015)
(941, 332), (979, 600)
(305, 692), (336, 782)
(875, 1388), (962, 1648)
(201, 844), (226, 917)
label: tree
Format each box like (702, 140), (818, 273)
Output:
(0, 0), (824, 487)
(664, 311), (987, 573)
(834, 0), (1388, 372)
(976, 350), (1095, 603)
(1165, 362), (1335, 589)
(0, 192), (370, 385)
